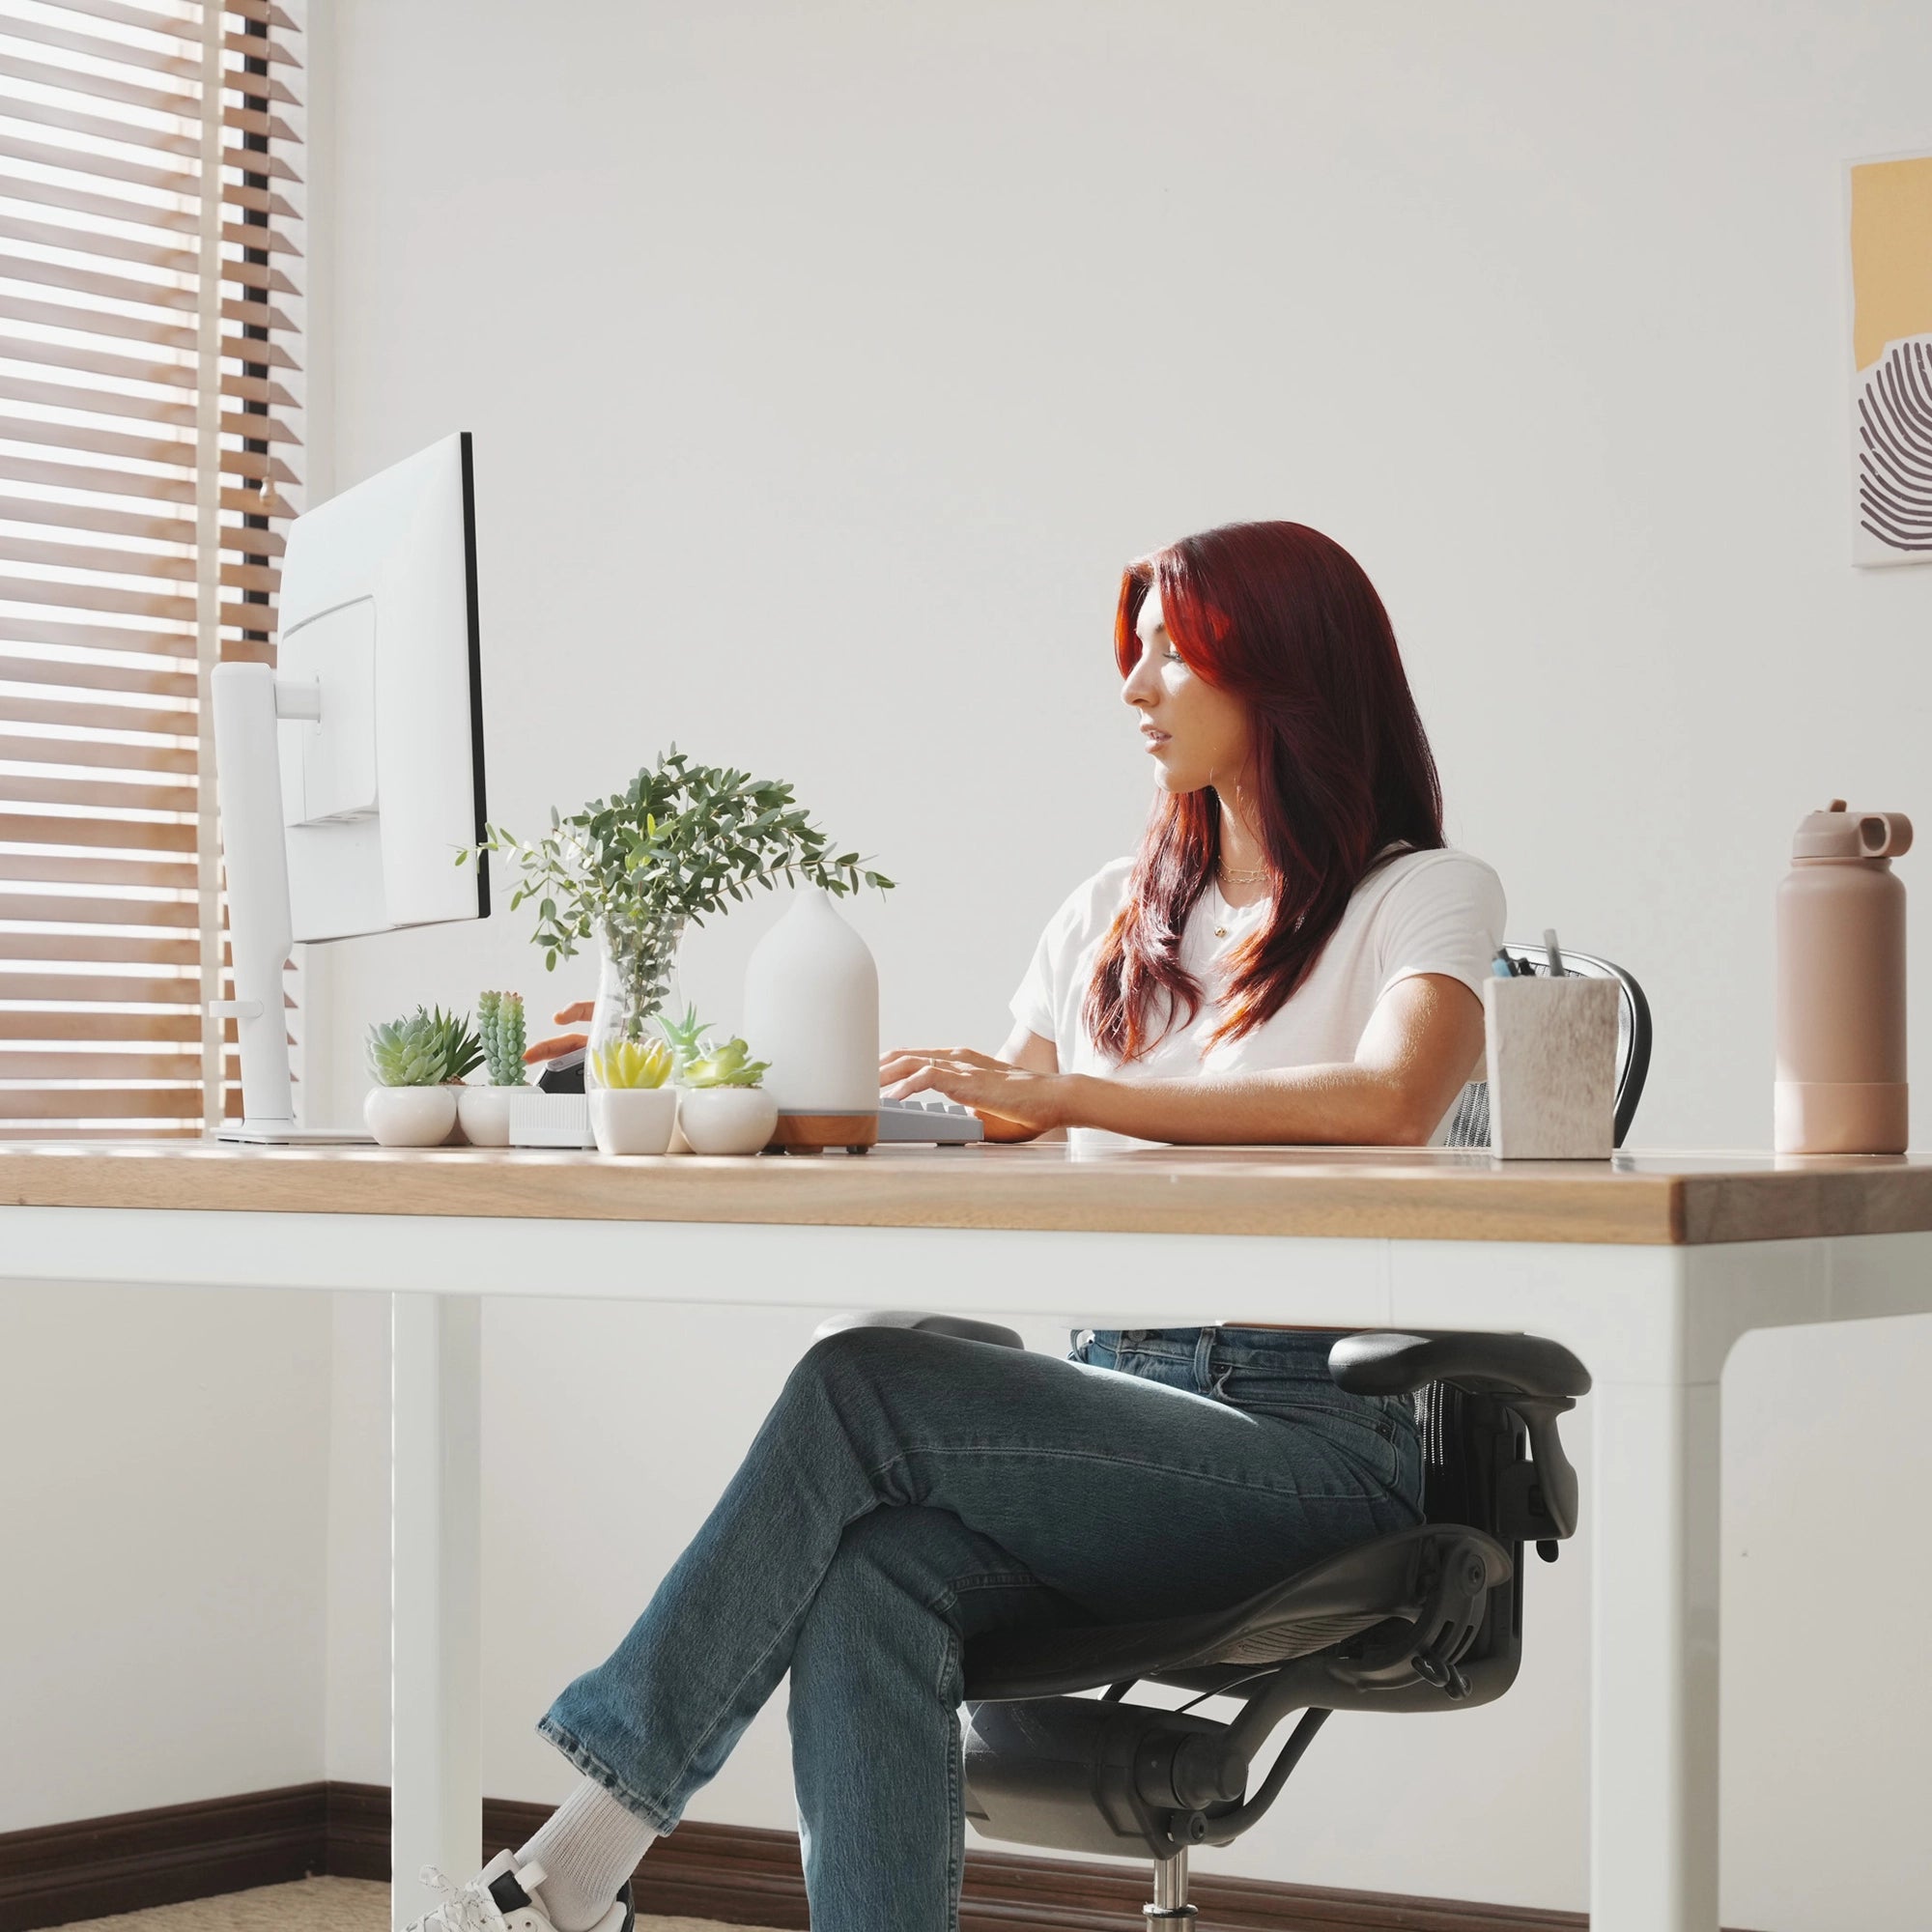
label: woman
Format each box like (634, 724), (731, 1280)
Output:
(413, 522), (1502, 1932)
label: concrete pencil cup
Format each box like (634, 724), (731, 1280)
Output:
(1481, 975), (1619, 1159)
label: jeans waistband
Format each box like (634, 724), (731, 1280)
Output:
(1072, 1324), (1419, 1452)
(1076, 1325), (1351, 1363)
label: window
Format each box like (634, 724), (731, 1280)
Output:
(0, 0), (302, 1136)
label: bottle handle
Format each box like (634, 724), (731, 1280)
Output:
(1858, 812), (1913, 860)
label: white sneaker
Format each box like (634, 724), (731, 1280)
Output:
(407, 1851), (634, 1932)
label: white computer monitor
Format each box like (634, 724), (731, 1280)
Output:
(211, 431), (489, 1140)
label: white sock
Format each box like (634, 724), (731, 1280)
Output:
(515, 1779), (657, 1932)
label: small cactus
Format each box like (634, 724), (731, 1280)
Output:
(592, 1037), (673, 1090)
(478, 990), (527, 1087)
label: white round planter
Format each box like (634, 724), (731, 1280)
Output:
(456, 1085), (518, 1148)
(678, 1086), (780, 1155)
(589, 1086), (678, 1156)
(365, 1085), (458, 1149)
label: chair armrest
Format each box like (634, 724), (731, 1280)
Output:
(1327, 1329), (1589, 1402)
(1330, 1330), (1588, 1544)
(812, 1309), (1027, 1351)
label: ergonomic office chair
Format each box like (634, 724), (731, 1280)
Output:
(822, 947), (1650, 1921)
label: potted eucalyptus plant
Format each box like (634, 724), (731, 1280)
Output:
(468, 749), (891, 1099)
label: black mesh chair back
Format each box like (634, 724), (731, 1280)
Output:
(1442, 944), (1651, 1150)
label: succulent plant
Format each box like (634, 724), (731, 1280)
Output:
(477, 990), (526, 1087)
(367, 1013), (442, 1089)
(367, 1005), (483, 1088)
(682, 1037), (769, 1089)
(591, 1037), (673, 1090)
(426, 1006), (484, 1084)
(654, 1002), (712, 1080)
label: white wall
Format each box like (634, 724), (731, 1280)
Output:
(312, 0), (1932, 1145)
(21, 4), (1932, 1927)
(303, 6), (1932, 1926)
(0, 1283), (333, 1833)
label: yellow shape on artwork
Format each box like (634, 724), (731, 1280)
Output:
(1851, 156), (1932, 371)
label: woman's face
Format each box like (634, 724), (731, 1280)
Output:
(1122, 584), (1252, 795)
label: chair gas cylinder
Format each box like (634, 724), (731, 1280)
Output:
(1776, 800), (1913, 1154)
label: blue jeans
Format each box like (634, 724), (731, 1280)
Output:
(538, 1323), (1423, 1932)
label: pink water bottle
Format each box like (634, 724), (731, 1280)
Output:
(1775, 800), (1914, 1153)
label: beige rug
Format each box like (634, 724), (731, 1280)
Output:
(56, 1877), (772, 1932)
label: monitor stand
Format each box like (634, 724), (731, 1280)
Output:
(213, 1122), (375, 1146)
(212, 665), (380, 1148)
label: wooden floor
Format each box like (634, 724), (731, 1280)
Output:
(53, 1877), (769, 1932)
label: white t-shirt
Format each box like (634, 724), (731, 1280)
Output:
(1009, 846), (1505, 1151)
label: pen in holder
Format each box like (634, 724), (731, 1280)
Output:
(1481, 967), (1618, 1159)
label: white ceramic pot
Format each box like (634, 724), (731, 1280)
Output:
(678, 1086), (780, 1155)
(589, 1086), (678, 1156)
(364, 1085), (458, 1148)
(456, 1085), (518, 1148)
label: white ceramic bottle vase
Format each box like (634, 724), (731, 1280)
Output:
(744, 887), (880, 1154)
(1776, 799), (1914, 1153)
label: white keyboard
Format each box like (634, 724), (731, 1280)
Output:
(876, 1095), (985, 1144)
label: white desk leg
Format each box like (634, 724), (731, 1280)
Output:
(392, 1293), (483, 1929)
(1589, 1377), (1721, 1932)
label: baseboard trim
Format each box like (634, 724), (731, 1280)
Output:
(0, 1787), (327, 1932)
(2, 1782), (1740, 1932)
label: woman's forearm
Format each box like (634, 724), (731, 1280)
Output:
(1053, 974), (1485, 1148)
(1062, 1063), (1442, 1147)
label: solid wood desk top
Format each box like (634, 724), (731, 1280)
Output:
(2, 1139), (1931, 1245)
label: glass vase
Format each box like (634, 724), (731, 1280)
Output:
(585, 916), (684, 1090)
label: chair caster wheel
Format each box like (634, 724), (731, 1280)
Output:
(848, 1144), (872, 1155)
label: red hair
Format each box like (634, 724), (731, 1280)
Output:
(1083, 521), (1444, 1063)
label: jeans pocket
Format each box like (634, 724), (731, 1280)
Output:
(1213, 1369), (1399, 1439)
(1215, 1373), (1415, 1495)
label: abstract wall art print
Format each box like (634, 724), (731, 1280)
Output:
(1850, 153), (1932, 565)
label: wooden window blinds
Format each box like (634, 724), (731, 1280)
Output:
(0, 0), (302, 1137)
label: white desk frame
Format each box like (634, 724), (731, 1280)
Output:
(8, 1204), (1928, 1932)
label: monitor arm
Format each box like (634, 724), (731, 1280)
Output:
(209, 661), (296, 1134)
(207, 663), (365, 1143)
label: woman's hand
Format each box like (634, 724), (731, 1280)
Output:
(880, 1046), (1076, 1142)
(524, 1000), (592, 1065)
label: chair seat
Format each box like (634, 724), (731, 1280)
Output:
(963, 1522), (1511, 1702)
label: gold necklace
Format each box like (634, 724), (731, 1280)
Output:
(1210, 871), (1269, 939)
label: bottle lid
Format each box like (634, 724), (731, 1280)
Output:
(1792, 800), (1914, 861)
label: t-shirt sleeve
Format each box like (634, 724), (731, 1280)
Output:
(1375, 853), (1506, 1003)
(1009, 914), (1061, 1042)
(1009, 866), (1124, 1051)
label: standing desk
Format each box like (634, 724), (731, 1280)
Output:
(6, 1139), (1932, 1932)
